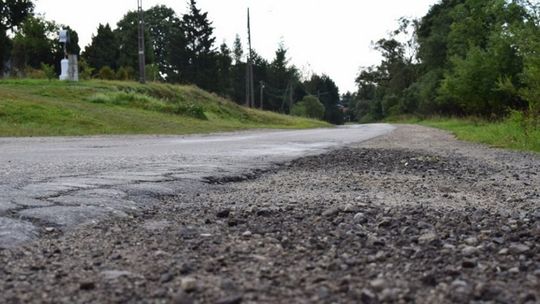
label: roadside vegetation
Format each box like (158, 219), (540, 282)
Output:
(389, 115), (540, 153)
(0, 79), (329, 137)
(0, 0), (345, 125)
(338, 0), (540, 153)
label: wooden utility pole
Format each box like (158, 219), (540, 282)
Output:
(137, 0), (146, 84)
(245, 8), (255, 108)
(289, 81), (294, 114)
(259, 81), (265, 110)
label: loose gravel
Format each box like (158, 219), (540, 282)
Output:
(0, 125), (538, 303)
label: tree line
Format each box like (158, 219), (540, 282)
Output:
(346, 0), (539, 126)
(0, 0), (344, 124)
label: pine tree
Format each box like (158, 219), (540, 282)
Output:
(82, 24), (119, 72)
(232, 34), (243, 64)
(176, 0), (218, 91)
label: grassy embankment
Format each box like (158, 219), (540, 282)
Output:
(389, 116), (540, 153)
(0, 79), (329, 137)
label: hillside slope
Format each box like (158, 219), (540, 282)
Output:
(0, 79), (329, 137)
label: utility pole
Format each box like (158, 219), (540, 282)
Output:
(137, 0), (146, 84)
(245, 8), (255, 108)
(259, 81), (265, 110)
(289, 81), (294, 114)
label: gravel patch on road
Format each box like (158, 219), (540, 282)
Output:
(0, 125), (538, 303)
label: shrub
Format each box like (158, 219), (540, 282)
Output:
(24, 66), (46, 79)
(40, 63), (56, 81)
(78, 59), (94, 80)
(291, 95), (325, 120)
(98, 66), (115, 80)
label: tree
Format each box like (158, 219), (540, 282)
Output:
(0, 0), (34, 74)
(11, 15), (56, 72)
(267, 42), (296, 112)
(172, 0), (218, 91)
(82, 24), (119, 72)
(304, 74), (343, 124)
(232, 34), (243, 64)
(115, 11), (154, 76)
(143, 5), (181, 80)
(229, 34), (246, 104)
(291, 95), (325, 120)
(215, 42), (232, 96)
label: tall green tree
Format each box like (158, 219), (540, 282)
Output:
(172, 0), (218, 91)
(11, 15), (56, 71)
(0, 0), (34, 74)
(115, 11), (154, 75)
(82, 24), (119, 72)
(267, 43), (296, 112)
(144, 5), (181, 80)
(215, 42), (233, 96)
(303, 74), (343, 124)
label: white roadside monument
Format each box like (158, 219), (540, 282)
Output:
(58, 29), (78, 81)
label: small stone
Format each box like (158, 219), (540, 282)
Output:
(498, 248), (509, 255)
(509, 243), (530, 254)
(379, 288), (399, 302)
(418, 232), (437, 244)
(160, 272), (174, 283)
(492, 237), (504, 245)
(464, 237), (478, 246)
(45, 227), (55, 233)
(509, 267), (520, 274)
(322, 206), (340, 217)
(181, 277), (197, 292)
(353, 212), (367, 224)
(216, 209), (230, 218)
(242, 231), (252, 237)
(342, 204), (358, 213)
(443, 243), (456, 250)
(461, 246), (478, 256)
(369, 278), (386, 291)
(377, 217), (392, 227)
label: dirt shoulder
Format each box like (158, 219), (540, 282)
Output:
(0, 125), (538, 303)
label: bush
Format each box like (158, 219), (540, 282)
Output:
(291, 95), (325, 120)
(98, 66), (115, 80)
(24, 66), (47, 79)
(116, 66), (135, 81)
(40, 63), (56, 81)
(145, 64), (159, 82)
(78, 59), (94, 80)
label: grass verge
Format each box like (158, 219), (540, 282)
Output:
(0, 79), (330, 137)
(388, 115), (540, 153)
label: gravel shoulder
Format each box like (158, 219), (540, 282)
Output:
(0, 125), (538, 303)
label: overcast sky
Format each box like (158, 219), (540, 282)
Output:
(34, 0), (437, 93)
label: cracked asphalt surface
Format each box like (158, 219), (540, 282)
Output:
(0, 124), (538, 303)
(0, 124), (394, 248)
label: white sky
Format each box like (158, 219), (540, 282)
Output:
(34, 0), (438, 93)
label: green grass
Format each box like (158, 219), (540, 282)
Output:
(0, 79), (330, 137)
(388, 115), (540, 153)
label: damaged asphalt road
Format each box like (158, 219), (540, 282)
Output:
(0, 124), (539, 303)
(0, 124), (394, 248)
